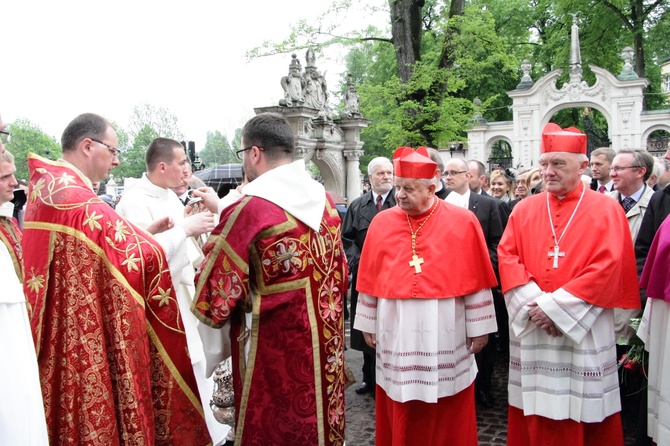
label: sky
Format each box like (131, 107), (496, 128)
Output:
(1, 0), (388, 150)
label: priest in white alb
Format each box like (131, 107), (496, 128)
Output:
(354, 146), (498, 445)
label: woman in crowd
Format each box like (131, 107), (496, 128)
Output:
(526, 168), (541, 193)
(490, 169), (515, 202)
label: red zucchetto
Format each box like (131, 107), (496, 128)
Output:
(392, 146), (438, 179)
(541, 123), (587, 154)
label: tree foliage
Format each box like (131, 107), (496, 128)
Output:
(199, 130), (237, 168)
(111, 104), (185, 181)
(6, 118), (61, 181)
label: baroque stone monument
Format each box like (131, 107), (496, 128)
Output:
(261, 50), (369, 203)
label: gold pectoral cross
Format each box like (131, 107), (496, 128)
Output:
(409, 254), (424, 274)
(548, 245), (565, 269)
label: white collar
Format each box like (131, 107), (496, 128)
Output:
(445, 189), (470, 208)
(242, 160), (326, 231)
(0, 202), (14, 218)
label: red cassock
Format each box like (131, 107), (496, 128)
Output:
(23, 154), (210, 446)
(357, 200), (498, 299)
(499, 183), (639, 309)
(193, 195), (349, 446)
(355, 200), (498, 446)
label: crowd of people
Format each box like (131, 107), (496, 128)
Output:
(1, 109), (670, 446)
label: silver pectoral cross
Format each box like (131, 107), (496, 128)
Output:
(547, 245), (565, 269)
(409, 254), (424, 273)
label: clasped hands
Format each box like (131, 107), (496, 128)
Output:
(528, 301), (563, 337)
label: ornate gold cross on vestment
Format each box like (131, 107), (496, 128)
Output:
(409, 254), (424, 273)
(548, 245), (565, 268)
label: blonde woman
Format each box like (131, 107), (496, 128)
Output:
(526, 168), (542, 194)
(490, 169), (515, 202)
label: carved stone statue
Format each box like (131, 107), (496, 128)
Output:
(302, 49), (328, 111)
(304, 69), (328, 110)
(279, 54), (304, 107)
(343, 73), (361, 118)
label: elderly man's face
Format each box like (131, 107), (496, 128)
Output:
(369, 162), (394, 195)
(539, 152), (587, 197)
(394, 177), (434, 215)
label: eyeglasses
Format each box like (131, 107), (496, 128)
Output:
(442, 170), (468, 177)
(90, 138), (121, 157)
(610, 165), (640, 173)
(235, 145), (264, 160)
(0, 130), (10, 144)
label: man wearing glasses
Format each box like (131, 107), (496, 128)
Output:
(22, 113), (210, 445)
(192, 112), (349, 446)
(0, 116), (49, 444)
(608, 149), (655, 443)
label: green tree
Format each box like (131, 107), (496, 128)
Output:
(113, 125), (159, 180)
(6, 118), (61, 181)
(231, 128), (242, 154)
(127, 104), (183, 141)
(199, 131), (236, 168)
(112, 104), (184, 181)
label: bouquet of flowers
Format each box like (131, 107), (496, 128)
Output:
(618, 317), (647, 379)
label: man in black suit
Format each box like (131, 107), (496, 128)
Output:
(426, 148), (450, 199)
(443, 158), (504, 409)
(342, 157), (396, 396)
(589, 147), (615, 193)
(468, 159), (490, 196)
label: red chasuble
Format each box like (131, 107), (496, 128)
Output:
(193, 195), (349, 446)
(357, 200), (497, 299)
(23, 154), (210, 446)
(0, 215), (23, 281)
(498, 183), (639, 309)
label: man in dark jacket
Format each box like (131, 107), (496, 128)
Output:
(342, 156), (395, 395)
(443, 157), (504, 408)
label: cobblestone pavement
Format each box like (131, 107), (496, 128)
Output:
(343, 321), (638, 445)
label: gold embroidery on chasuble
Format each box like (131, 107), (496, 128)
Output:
(251, 208), (347, 445)
(24, 156), (209, 445)
(194, 196), (348, 446)
(0, 217), (23, 281)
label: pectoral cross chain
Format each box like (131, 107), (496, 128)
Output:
(547, 245), (565, 269)
(409, 254), (424, 274)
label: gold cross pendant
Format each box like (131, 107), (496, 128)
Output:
(409, 254), (424, 273)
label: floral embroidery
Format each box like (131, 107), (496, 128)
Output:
(152, 286), (173, 307)
(210, 273), (245, 321)
(27, 268), (46, 294)
(111, 220), (131, 243)
(319, 278), (342, 322)
(57, 172), (76, 186)
(84, 211), (103, 231)
(262, 238), (303, 275)
(30, 178), (45, 202)
(122, 253), (141, 272)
